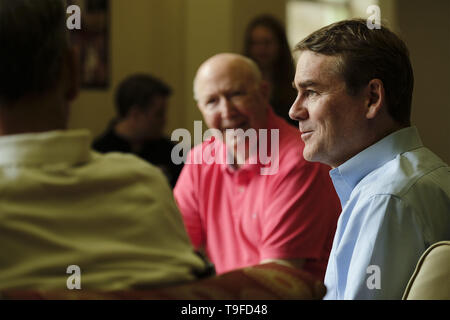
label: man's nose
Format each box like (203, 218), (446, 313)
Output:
(219, 97), (237, 119)
(289, 96), (308, 121)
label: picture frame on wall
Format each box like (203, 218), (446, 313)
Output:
(68, 0), (110, 89)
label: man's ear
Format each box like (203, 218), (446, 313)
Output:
(365, 79), (385, 120)
(64, 46), (80, 102)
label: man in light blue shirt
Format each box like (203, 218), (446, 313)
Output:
(289, 19), (450, 299)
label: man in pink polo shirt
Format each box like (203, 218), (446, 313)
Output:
(174, 53), (340, 280)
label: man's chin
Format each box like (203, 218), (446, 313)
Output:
(303, 149), (331, 166)
(302, 148), (318, 163)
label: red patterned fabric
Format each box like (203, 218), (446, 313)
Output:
(2, 263), (326, 300)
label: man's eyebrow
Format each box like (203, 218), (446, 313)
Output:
(291, 81), (296, 89)
(292, 80), (320, 89)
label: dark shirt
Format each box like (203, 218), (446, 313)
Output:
(93, 124), (183, 188)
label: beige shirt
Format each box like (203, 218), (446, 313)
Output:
(0, 130), (206, 290)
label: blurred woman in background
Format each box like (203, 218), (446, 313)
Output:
(243, 14), (297, 126)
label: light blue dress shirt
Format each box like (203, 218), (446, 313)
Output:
(324, 127), (450, 299)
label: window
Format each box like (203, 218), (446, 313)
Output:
(286, 0), (379, 50)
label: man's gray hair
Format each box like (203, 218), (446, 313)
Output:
(0, 0), (68, 104)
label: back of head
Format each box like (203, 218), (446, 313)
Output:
(115, 74), (172, 119)
(295, 19), (414, 126)
(0, 0), (68, 105)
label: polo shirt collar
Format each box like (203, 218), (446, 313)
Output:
(0, 129), (92, 166)
(330, 126), (423, 206)
(221, 142), (263, 175)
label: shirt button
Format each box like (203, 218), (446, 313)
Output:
(239, 186), (245, 193)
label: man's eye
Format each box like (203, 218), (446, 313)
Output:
(206, 98), (218, 106)
(304, 90), (317, 98)
(229, 91), (245, 98)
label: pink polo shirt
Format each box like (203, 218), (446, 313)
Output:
(174, 109), (341, 279)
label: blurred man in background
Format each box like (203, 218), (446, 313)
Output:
(174, 53), (341, 280)
(94, 74), (182, 188)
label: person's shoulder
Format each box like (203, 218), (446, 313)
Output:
(361, 146), (449, 197)
(91, 150), (151, 168)
(397, 148), (450, 211)
(90, 150), (168, 183)
(92, 127), (120, 152)
(350, 148), (450, 227)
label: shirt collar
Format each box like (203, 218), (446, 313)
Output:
(330, 126), (423, 205)
(0, 129), (92, 166)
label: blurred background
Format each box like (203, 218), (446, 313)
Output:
(68, 0), (450, 163)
